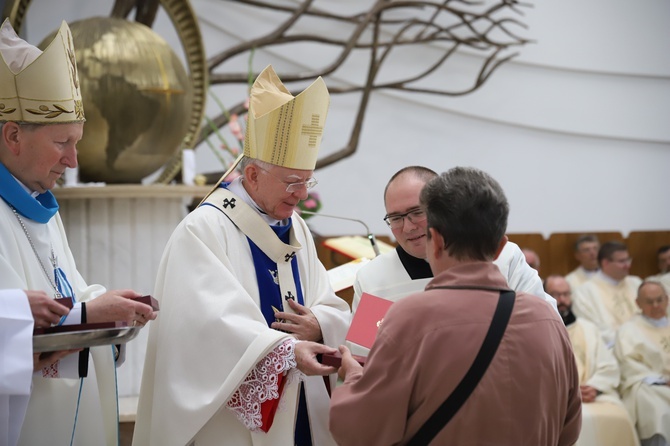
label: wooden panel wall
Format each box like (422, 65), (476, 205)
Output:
(317, 231), (670, 283)
(509, 231), (669, 279)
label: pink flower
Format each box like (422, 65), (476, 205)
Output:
(229, 114), (244, 141)
(303, 199), (317, 209)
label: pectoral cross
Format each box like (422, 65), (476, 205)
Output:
(50, 248), (58, 269)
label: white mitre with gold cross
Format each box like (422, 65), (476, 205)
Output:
(244, 64), (329, 170)
(0, 19), (85, 124)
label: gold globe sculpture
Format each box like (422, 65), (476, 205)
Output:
(40, 17), (193, 183)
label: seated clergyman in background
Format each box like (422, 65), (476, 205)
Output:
(572, 240), (642, 348)
(647, 245), (670, 296)
(566, 234), (601, 290)
(522, 247), (541, 274)
(133, 66), (350, 446)
(614, 281), (670, 446)
(544, 275), (639, 446)
(330, 167), (581, 446)
(350, 166), (556, 354)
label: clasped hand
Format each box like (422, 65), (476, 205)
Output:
(271, 298), (322, 342)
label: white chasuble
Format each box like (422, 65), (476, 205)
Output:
(566, 266), (598, 291)
(573, 273), (642, 347)
(0, 200), (119, 446)
(134, 185), (350, 446)
(567, 319), (639, 446)
(0, 290), (33, 446)
(615, 315), (670, 442)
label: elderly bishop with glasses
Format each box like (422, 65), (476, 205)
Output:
(134, 66), (350, 446)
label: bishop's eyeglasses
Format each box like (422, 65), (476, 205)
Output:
(383, 208), (427, 229)
(258, 166), (318, 193)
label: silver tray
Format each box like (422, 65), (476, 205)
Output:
(33, 326), (141, 353)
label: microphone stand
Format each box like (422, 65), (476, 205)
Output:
(300, 210), (381, 257)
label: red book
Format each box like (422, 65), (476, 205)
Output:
(345, 292), (393, 349)
(320, 293), (393, 368)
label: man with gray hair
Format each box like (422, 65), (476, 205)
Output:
(330, 167), (581, 446)
(0, 19), (156, 446)
(615, 281), (670, 446)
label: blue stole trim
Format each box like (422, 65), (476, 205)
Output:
(0, 162), (58, 223)
(55, 268), (76, 325)
(247, 222), (312, 445)
(247, 221), (305, 327)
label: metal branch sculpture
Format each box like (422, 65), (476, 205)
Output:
(199, 0), (531, 170)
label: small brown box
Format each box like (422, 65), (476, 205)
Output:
(54, 297), (73, 309)
(320, 351), (367, 368)
(134, 295), (160, 311)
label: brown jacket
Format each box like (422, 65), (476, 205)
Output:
(330, 262), (581, 445)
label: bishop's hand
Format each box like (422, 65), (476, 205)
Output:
(86, 289), (157, 326)
(26, 290), (70, 327)
(33, 349), (80, 371)
(271, 298), (323, 342)
(294, 341), (337, 376)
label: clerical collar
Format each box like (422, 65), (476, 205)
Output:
(226, 177), (287, 226)
(561, 309), (577, 327)
(596, 271), (621, 285)
(581, 266), (598, 277)
(642, 315), (669, 328)
(396, 245), (433, 280)
(0, 161), (58, 223)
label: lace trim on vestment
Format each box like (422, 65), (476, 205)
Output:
(226, 338), (297, 431)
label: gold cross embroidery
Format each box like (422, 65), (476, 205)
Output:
(301, 114), (323, 147)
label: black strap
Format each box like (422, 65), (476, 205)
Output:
(407, 289), (516, 446)
(78, 302), (89, 378)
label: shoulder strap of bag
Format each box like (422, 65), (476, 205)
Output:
(407, 289), (516, 446)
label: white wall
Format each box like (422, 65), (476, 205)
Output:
(26, 0), (670, 239)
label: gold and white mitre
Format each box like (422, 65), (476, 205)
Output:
(243, 64), (330, 170)
(0, 19), (85, 124)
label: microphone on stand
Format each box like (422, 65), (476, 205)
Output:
(300, 210), (381, 257)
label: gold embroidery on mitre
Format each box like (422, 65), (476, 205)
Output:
(301, 114), (324, 148)
(0, 19), (85, 124)
(243, 65), (330, 170)
(0, 104), (17, 115)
